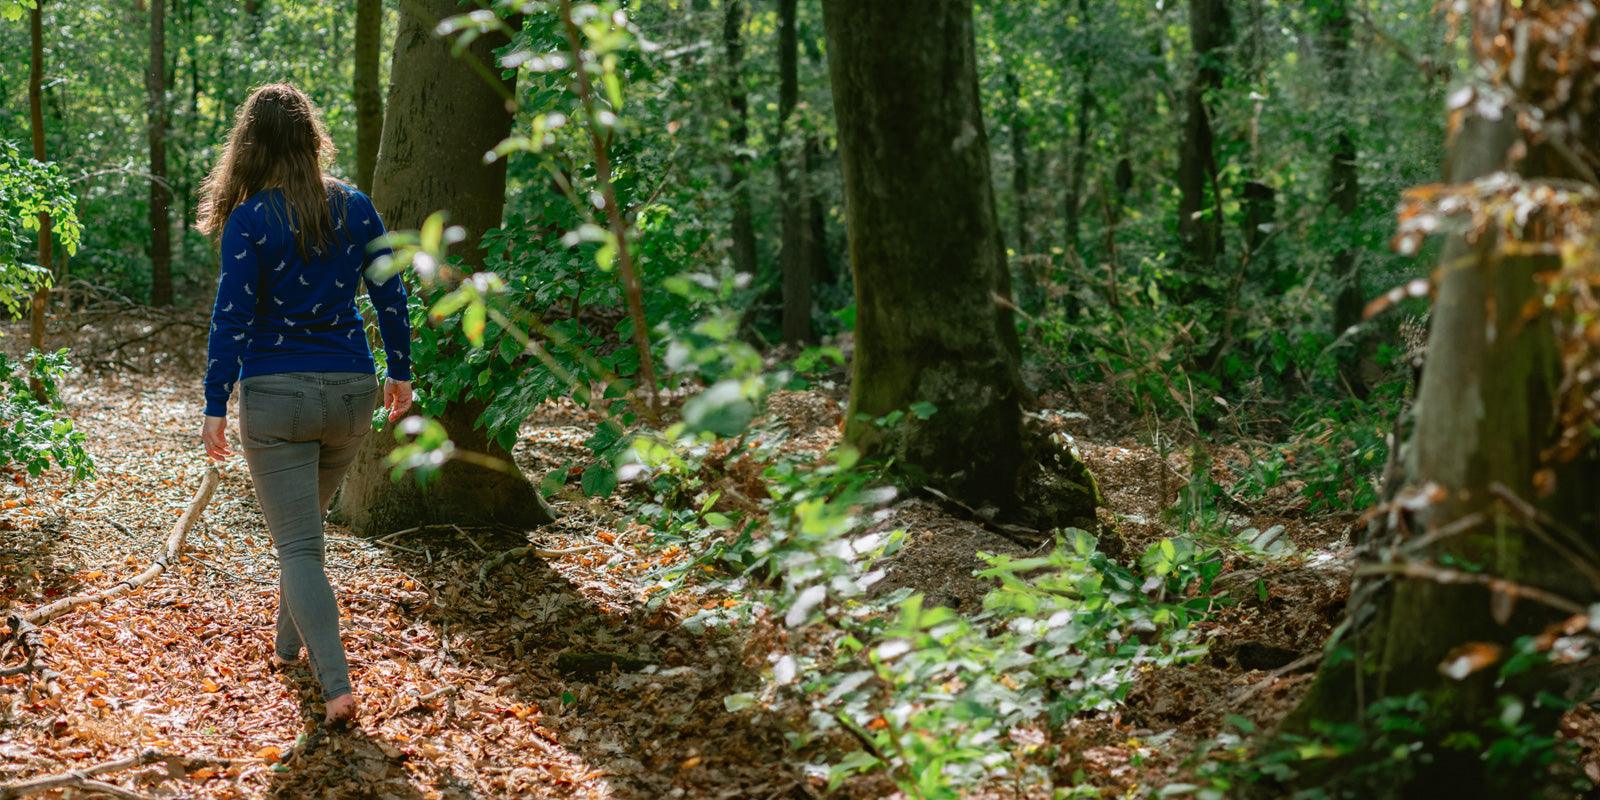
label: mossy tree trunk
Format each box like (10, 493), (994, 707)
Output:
(820, 0), (1099, 532)
(1278, 105), (1600, 798)
(329, 0), (554, 536)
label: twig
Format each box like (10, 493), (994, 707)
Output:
(1354, 559), (1585, 615)
(1227, 651), (1321, 705)
(917, 485), (1042, 548)
(0, 749), (236, 800)
(477, 542), (606, 583)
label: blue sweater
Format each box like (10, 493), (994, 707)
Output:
(203, 185), (412, 417)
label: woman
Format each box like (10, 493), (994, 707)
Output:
(196, 83), (413, 726)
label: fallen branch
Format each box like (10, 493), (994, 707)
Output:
(23, 467), (220, 626)
(0, 748), (236, 800)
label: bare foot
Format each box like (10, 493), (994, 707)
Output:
(324, 693), (358, 727)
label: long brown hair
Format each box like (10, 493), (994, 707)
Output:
(196, 83), (345, 259)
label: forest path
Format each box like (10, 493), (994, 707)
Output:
(0, 367), (804, 799)
(0, 317), (1376, 798)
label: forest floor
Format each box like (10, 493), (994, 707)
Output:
(0, 309), (1480, 799)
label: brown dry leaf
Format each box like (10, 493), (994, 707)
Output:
(1439, 642), (1504, 680)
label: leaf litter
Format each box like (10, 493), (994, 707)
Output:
(7, 319), (1600, 797)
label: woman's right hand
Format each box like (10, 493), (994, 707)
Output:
(383, 379), (413, 423)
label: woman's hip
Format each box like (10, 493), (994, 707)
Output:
(240, 371), (380, 445)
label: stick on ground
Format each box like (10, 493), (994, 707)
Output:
(23, 466), (219, 626)
(0, 748), (237, 800)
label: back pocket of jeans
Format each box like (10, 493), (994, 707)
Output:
(241, 384), (305, 444)
(338, 381), (380, 441)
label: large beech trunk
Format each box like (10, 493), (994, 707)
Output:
(1278, 108), (1600, 797)
(329, 0), (554, 535)
(821, 0), (1099, 531)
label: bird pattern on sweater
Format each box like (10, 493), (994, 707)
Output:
(202, 185), (412, 417)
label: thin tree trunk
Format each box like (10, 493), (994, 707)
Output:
(1176, 0), (1229, 294)
(1005, 71), (1031, 258)
(724, 0), (757, 278)
(28, 0), (52, 368)
(330, 0), (553, 536)
(1322, 0), (1364, 391)
(353, 0), (383, 193)
(821, 0), (1099, 531)
(1063, 63), (1091, 254)
(777, 0), (813, 345)
(147, 0), (172, 306)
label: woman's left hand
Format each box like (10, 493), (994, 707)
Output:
(201, 415), (233, 461)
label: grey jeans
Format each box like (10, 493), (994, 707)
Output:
(239, 371), (379, 701)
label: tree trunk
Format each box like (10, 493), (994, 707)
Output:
(353, 0), (383, 193)
(821, 0), (1100, 531)
(724, 0), (757, 278)
(1176, 0), (1229, 295)
(777, 0), (813, 345)
(1004, 71), (1031, 259)
(147, 0), (172, 306)
(1278, 111), (1600, 800)
(1320, 0), (1365, 392)
(329, 0), (554, 536)
(1062, 3), (1092, 258)
(28, 0), (52, 367)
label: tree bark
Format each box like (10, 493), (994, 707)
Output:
(1004, 71), (1031, 259)
(1278, 111), (1600, 800)
(1062, 0), (1092, 257)
(329, 0), (554, 536)
(724, 0), (757, 278)
(777, 0), (813, 345)
(28, 0), (52, 365)
(353, 0), (383, 193)
(147, 0), (172, 306)
(1176, 0), (1229, 294)
(821, 0), (1099, 531)
(1320, 0), (1364, 391)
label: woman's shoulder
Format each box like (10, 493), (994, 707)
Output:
(224, 188), (280, 230)
(324, 179), (370, 204)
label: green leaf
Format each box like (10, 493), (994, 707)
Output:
(681, 380), (755, 437)
(580, 463), (617, 497)
(540, 465), (569, 498)
(463, 300), (486, 346)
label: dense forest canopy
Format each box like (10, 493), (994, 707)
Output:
(4, 0), (1600, 798)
